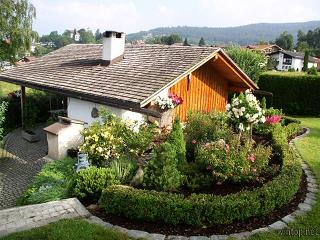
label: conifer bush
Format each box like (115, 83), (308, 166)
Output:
(143, 142), (183, 191)
(167, 118), (186, 165)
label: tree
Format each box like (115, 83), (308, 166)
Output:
(198, 37), (205, 46)
(183, 38), (190, 46)
(32, 45), (54, 56)
(0, 0), (36, 64)
(302, 50), (309, 72)
(226, 46), (267, 84)
(79, 30), (96, 44)
(146, 34), (182, 45)
(275, 31), (294, 50)
(95, 29), (103, 43)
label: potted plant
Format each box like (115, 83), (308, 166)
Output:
(21, 102), (40, 142)
(149, 93), (183, 128)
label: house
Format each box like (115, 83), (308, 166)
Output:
(268, 50), (318, 71)
(0, 31), (257, 158)
(246, 44), (282, 55)
(0, 30), (257, 123)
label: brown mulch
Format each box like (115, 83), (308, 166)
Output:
(88, 172), (307, 236)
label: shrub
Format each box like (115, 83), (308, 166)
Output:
(185, 111), (232, 160)
(307, 66), (318, 75)
(0, 101), (8, 141)
(167, 118), (186, 164)
(226, 46), (267, 83)
(80, 109), (156, 166)
(179, 162), (213, 191)
(72, 167), (119, 202)
(100, 125), (302, 226)
(80, 120), (125, 166)
(259, 72), (320, 115)
(110, 156), (138, 184)
(143, 142), (183, 191)
(226, 90), (265, 136)
(196, 136), (272, 183)
(0, 90), (63, 134)
(17, 158), (76, 205)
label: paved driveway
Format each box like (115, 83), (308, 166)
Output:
(0, 126), (49, 209)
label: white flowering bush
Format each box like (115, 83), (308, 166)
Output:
(226, 90), (265, 132)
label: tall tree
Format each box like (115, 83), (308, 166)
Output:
(95, 29), (103, 43)
(302, 50), (309, 72)
(183, 38), (190, 46)
(275, 31), (294, 50)
(0, 0), (36, 66)
(198, 37), (205, 46)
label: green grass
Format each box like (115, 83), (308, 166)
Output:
(0, 82), (20, 97)
(0, 219), (132, 240)
(248, 117), (320, 240)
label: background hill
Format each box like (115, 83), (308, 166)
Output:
(127, 21), (320, 45)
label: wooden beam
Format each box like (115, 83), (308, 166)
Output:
(20, 86), (26, 130)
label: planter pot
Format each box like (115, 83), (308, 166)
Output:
(22, 129), (40, 143)
(148, 107), (174, 128)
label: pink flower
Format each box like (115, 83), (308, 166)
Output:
(168, 93), (183, 105)
(252, 168), (257, 173)
(216, 181), (222, 185)
(248, 154), (255, 162)
(265, 115), (281, 125)
(192, 139), (197, 144)
(206, 165), (212, 170)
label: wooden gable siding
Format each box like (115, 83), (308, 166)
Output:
(169, 62), (228, 122)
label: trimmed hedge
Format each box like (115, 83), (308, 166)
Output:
(100, 124), (302, 226)
(259, 73), (320, 115)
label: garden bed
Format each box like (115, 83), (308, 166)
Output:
(89, 171), (307, 236)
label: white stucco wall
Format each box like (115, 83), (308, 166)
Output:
(292, 58), (303, 71)
(67, 97), (146, 126)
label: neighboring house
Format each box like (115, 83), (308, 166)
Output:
(268, 50), (318, 71)
(74, 32), (80, 42)
(0, 31), (257, 124)
(246, 44), (282, 55)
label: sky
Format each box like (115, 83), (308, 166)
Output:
(31, 0), (320, 35)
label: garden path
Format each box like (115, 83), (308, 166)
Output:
(0, 125), (49, 209)
(0, 198), (91, 237)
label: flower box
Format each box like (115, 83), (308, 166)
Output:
(22, 129), (40, 142)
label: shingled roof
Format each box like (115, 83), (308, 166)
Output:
(0, 44), (256, 114)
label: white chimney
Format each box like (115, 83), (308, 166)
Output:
(102, 31), (125, 65)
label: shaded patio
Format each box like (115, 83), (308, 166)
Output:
(0, 125), (49, 209)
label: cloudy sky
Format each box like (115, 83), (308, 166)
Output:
(31, 0), (320, 35)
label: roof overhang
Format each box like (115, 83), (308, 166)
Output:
(140, 48), (258, 107)
(0, 75), (162, 118)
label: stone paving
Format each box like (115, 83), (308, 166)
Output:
(0, 125), (49, 209)
(0, 198), (91, 237)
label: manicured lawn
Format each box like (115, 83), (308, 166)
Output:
(249, 117), (320, 240)
(0, 219), (132, 240)
(0, 82), (19, 97)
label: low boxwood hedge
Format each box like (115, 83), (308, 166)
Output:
(100, 124), (302, 226)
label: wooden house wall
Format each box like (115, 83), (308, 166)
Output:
(169, 62), (228, 122)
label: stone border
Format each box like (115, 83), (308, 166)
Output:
(85, 127), (318, 240)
